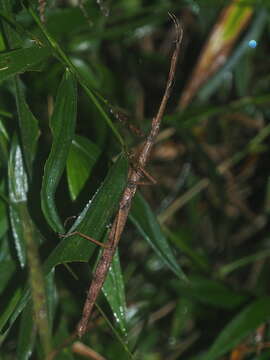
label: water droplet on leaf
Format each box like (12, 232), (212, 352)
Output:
(248, 40), (257, 48)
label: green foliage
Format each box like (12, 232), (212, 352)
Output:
(1, 0), (270, 359)
(41, 70), (77, 233)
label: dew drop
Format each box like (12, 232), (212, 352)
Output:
(248, 39), (257, 48)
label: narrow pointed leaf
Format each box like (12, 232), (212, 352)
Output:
(28, 7), (125, 148)
(103, 249), (127, 337)
(0, 46), (51, 82)
(0, 287), (30, 338)
(14, 77), (40, 178)
(130, 192), (186, 281)
(44, 154), (128, 270)
(66, 135), (101, 201)
(202, 297), (270, 360)
(2, 155), (128, 338)
(219, 249), (270, 278)
(0, 236), (16, 293)
(17, 303), (36, 360)
(174, 275), (248, 309)
(0, 287), (22, 337)
(9, 138), (52, 354)
(8, 136), (28, 267)
(66, 141), (127, 335)
(0, 119), (9, 164)
(41, 70), (77, 233)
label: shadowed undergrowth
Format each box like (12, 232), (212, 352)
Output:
(1, 0), (270, 359)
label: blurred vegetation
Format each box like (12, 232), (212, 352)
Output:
(1, 0), (270, 359)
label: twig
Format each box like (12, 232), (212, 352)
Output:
(77, 13), (183, 338)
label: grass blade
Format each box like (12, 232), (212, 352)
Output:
(44, 154), (128, 269)
(14, 77), (40, 178)
(0, 46), (50, 82)
(130, 192), (186, 281)
(202, 297), (270, 360)
(66, 135), (101, 201)
(103, 249), (127, 337)
(41, 70), (77, 233)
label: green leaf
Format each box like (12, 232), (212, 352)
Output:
(67, 142), (127, 336)
(164, 228), (210, 271)
(130, 192), (186, 281)
(218, 249), (270, 278)
(17, 303), (36, 360)
(0, 193), (9, 240)
(66, 135), (101, 201)
(71, 58), (101, 90)
(0, 286), (22, 337)
(170, 297), (193, 339)
(95, 303), (133, 359)
(202, 297), (270, 360)
(14, 77), (40, 178)
(0, 236), (16, 294)
(103, 249), (127, 337)
(175, 275), (248, 309)
(165, 93), (270, 131)
(0, 288), (30, 340)
(28, 6), (125, 148)
(44, 154), (128, 270)
(46, 7), (88, 39)
(0, 118), (9, 164)
(41, 70), (77, 233)
(9, 137), (52, 353)
(52, 318), (75, 359)
(0, 46), (51, 82)
(3, 155), (128, 339)
(8, 136), (28, 267)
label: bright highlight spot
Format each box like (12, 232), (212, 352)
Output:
(248, 40), (257, 48)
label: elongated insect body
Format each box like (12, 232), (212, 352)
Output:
(77, 14), (183, 338)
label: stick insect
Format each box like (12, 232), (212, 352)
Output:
(63, 13), (183, 338)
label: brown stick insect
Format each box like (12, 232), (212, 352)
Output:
(62, 13), (183, 338)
